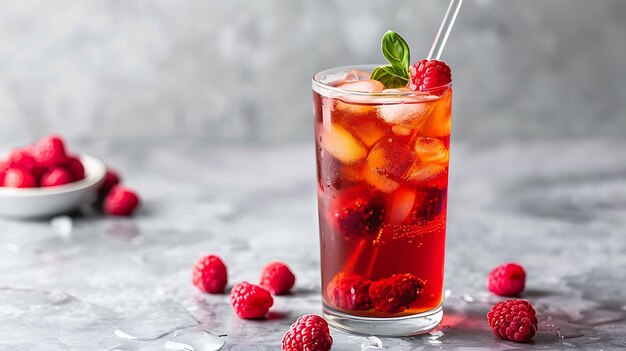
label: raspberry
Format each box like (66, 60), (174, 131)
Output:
(104, 185), (140, 216)
(40, 167), (73, 187)
(281, 314), (333, 351)
(409, 59), (452, 94)
(230, 281), (273, 319)
(326, 273), (372, 311)
(99, 168), (121, 196)
(65, 156), (85, 181)
(32, 135), (68, 168)
(3, 167), (37, 188)
(8, 148), (44, 177)
(409, 188), (448, 222)
(487, 263), (526, 297)
(487, 299), (537, 343)
(259, 261), (296, 295)
(0, 171), (5, 186)
(368, 273), (423, 313)
(192, 254), (228, 294)
(328, 186), (385, 238)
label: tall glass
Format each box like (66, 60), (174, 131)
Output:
(312, 65), (452, 336)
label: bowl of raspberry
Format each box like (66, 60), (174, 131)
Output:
(0, 135), (106, 218)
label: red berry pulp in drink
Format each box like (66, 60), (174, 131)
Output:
(314, 72), (451, 317)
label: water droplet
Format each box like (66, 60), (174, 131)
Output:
(164, 341), (195, 350)
(443, 289), (452, 299)
(113, 303), (198, 341)
(557, 325), (584, 339)
(163, 329), (225, 351)
(361, 336), (383, 350)
(114, 329), (137, 340)
(576, 309), (624, 326)
(429, 330), (444, 338)
(462, 293), (474, 302)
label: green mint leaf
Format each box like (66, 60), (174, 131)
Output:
(381, 30), (410, 70)
(370, 65), (409, 89)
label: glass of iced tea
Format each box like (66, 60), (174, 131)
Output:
(312, 64), (452, 335)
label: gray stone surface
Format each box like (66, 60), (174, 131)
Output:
(1, 1), (626, 143)
(0, 139), (625, 350)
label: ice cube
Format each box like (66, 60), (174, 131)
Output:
(339, 80), (385, 93)
(418, 90), (452, 136)
(340, 162), (364, 183)
(345, 117), (387, 147)
(366, 138), (417, 180)
(320, 124), (367, 165)
(377, 102), (432, 126)
(361, 165), (399, 193)
(342, 70), (371, 83)
(407, 163), (446, 183)
(414, 137), (449, 165)
(391, 125), (411, 136)
(334, 80), (385, 115)
(387, 187), (416, 224)
(382, 87), (412, 94)
(335, 99), (375, 116)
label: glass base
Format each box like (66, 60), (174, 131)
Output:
(323, 304), (443, 337)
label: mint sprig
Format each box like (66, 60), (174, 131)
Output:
(371, 31), (411, 88)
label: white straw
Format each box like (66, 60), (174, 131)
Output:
(427, 0), (463, 60)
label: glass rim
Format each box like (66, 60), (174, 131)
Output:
(312, 64), (452, 98)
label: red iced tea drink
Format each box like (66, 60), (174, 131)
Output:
(313, 66), (451, 332)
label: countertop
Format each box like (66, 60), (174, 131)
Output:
(0, 140), (625, 350)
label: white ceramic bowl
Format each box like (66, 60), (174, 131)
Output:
(0, 154), (106, 218)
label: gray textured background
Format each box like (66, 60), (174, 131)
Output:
(0, 0), (625, 144)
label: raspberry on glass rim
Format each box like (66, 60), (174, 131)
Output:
(410, 59), (452, 94)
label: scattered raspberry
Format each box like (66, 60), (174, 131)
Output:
(409, 59), (452, 94)
(104, 185), (140, 216)
(3, 167), (37, 188)
(99, 168), (121, 196)
(281, 314), (333, 351)
(368, 273), (423, 313)
(65, 156), (85, 181)
(32, 135), (68, 168)
(0, 171), (5, 186)
(230, 281), (273, 319)
(40, 167), (73, 187)
(192, 254), (228, 294)
(488, 299), (537, 343)
(259, 261), (296, 295)
(328, 186), (385, 238)
(326, 273), (372, 311)
(487, 263), (526, 297)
